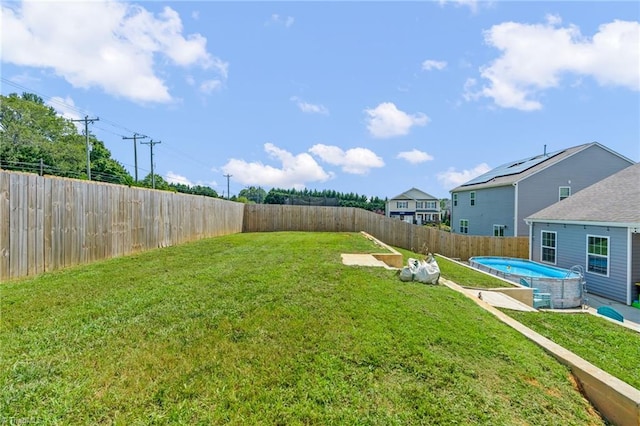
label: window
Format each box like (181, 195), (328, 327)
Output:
(559, 186), (571, 201)
(416, 201), (424, 209)
(459, 219), (469, 234)
(426, 201), (437, 209)
(541, 231), (556, 264)
(587, 235), (609, 276)
(397, 201), (408, 209)
(493, 225), (505, 237)
(470, 192), (476, 206)
(453, 193), (458, 206)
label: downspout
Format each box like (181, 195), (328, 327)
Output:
(627, 227), (632, 305)
(450, 191), (455, 234)
(527, 220), (534, 260)
(513, 183), (518, 236)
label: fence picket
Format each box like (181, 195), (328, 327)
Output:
(1, 171), (528, 281)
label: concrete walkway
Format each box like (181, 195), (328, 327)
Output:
(463, 288), (536, 312)
(340, 253), (395, 269)
(586, 293), (640, 332)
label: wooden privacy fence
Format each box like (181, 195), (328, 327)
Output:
(2, 171), (528, 281)
(0, 171), (244, 281)
(244, 204), (529, 260)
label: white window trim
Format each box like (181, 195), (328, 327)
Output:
(540, 230), (557, 265)
(459, 219), (469, 234)
(559, 186), (571, 201)
(586, 234), (610, 277)
(470, 191), (476, 206)
(493, 224), (505, 237)
(452, 193), (458, 206)
(396, 201), (408, 209)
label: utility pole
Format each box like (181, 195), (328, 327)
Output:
(122, 133), (147, 182)
(224, 174), (232, 200)
(141, 139), (161, 189)
(72, 115), (99, 180)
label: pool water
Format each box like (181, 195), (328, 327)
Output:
(468, 256), (584, 308)
(470, 257), (580, 279)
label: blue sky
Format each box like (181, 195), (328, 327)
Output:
(2, 1), (638, 199)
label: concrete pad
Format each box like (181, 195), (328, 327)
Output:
(341, 254), (392, 268)
(465, 289), (537, 312)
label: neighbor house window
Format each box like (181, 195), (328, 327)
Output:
(587, 235), (609, 276)
(493, 225), (505, 237)
(416, 201), (424, 209)
(559, 186), (571, 201)
(453, 193), (458, 206)
(397, 201), (408, 209)
(470, 192), (476, 206)
(541, 231), (556, 264)
(426, 201), (437, 209)
(459, 219), (469, 234)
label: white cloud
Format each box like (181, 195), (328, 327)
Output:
(364, 102), (429, 139)
(396, 149), (434, 164)
(437, 163), (491, 190)
(47, 96), (81, 121)
(268, 14), (295, 28)
(290, 96), (329, 115)
(309, 144), (384, 175)
(200, 79), (223, 94)
(165, 171), (193, 186)
(46, 95), (84, 132)
(468, 17), (640, 111)
(439, 0), (479, 13)
(0, 1), (228, 103)
(422, 60), (447, 71)
(222, 143), (333, 190)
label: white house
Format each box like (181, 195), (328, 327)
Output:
(386, 187), (441, 225)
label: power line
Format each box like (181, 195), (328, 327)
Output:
(2, 79), (216, 188)
(122, 133), (148, 182)
(71, 115), (99, 180)
(141, 139), (161, 189)
(224, 174), (232, 200)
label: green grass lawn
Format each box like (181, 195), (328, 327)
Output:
(503, 311), (640, 390)
(394, 248), (514, 289)
(1, 232), (603, 424)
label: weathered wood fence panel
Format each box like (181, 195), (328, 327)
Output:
(0, 171), (244, 281)
(2, 172), (528, 281)
(243, 204), (529, 260)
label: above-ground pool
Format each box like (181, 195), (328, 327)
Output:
(469, 256), (584, 309)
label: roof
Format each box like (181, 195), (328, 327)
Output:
(451, 142), (632, 192)
(527, 163), (640, 226)
(389, 187), (438, 201)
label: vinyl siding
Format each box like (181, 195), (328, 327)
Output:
(530, 222), (629, 303)
(517, 144), (633, 237)
(451, 186), (514, 236)
(632, 233), (640, 302)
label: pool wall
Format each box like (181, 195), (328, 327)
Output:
(469, 257), (584, 309)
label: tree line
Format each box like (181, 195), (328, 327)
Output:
(0, 92), (220, 197)
(1, 92), (386, 210)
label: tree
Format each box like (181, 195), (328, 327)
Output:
(1, 92), (82, 174)
(0, 92), (134, 184)
(90, 139), (133, 185)
(140, 173), (172, 191)
(238, 186), (267, 204)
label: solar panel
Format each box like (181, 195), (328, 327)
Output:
(462, 150), (562, 186)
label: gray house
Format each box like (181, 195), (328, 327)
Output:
(450, 142), (634, 237)
(526, 163), (639, 305)
(385, 187), (441, 224)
